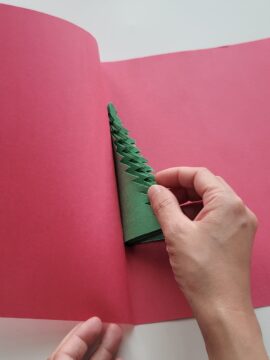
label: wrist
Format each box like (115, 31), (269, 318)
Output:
(182, 280), (254, 326)
(191, 296), (254, 329)
(194, 305), (268, 360)
(197, 303), (257, 336)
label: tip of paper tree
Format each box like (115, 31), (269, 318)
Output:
(107, 103), (117, 116)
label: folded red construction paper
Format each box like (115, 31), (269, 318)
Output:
(0, 4), (269, 324)
(103, 39), (270, 323)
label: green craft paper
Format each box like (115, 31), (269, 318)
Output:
(108, 103), (163, 245)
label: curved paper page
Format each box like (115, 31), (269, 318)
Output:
(108, 104), (163, 245)
(0, 4), (131, 323)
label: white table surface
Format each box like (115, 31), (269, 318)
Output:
(1, 1), (270, 359)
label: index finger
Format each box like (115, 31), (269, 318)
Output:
(50, 317), (102, 360)
(155, 167), (225, 199)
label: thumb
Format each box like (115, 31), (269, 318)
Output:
(148, 184), (190, 238)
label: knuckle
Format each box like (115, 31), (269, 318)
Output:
(248, 210), (258, 230)
(231, 197), (246, 213)
(208, 189), (227, 204)
(227, 198), (258, 231)
(216, 175), (226, 184)
(223, 196), (246, 215)
(197, 167), (208, 176)
(92, 347), (115, 360)
(153, 197), (173, 214)
(238, 217), (250, 230)
(194, 167), (209, 186)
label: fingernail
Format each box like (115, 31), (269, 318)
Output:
(89, 316), (100, 322)
(148, 184), (162, 196)
(88, 316), (102, 328)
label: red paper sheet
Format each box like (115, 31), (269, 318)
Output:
(103, 39), (270, 323)
(0, 4), (270, 325)
(0, 5), (130, 323)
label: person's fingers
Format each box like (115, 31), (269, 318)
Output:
(155, 167), (187, 187)
(148, 184), (191, 237)
(91, 324), (123, 360)
(156, 167), (226, 200)
(50, 317), (102, 360)
(52, 323), (83, 356)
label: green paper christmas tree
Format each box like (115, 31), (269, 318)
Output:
(108, 103), (164, 245)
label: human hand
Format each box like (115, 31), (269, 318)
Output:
(148, 167), (268, 360)
(49, 317), (123, 360)
(148, 166), (257, 315)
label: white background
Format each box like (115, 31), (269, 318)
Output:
(1, 1), (270, 359)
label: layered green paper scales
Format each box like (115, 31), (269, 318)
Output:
(108, 103), (163, 245)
